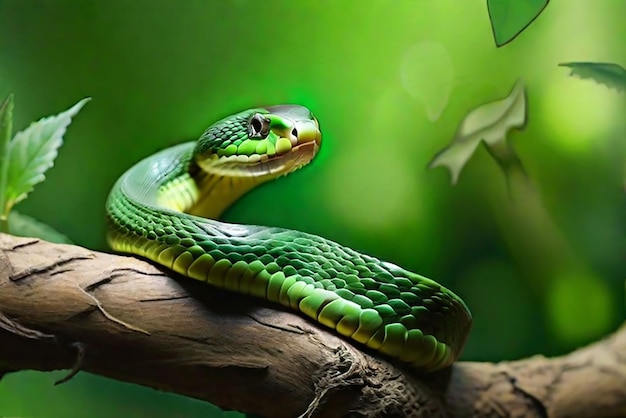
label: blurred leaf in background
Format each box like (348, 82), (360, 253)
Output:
(429, 78), (527, 185)
(8, 211), (73, 243)
(487, 0), (550, 46)
(559, 62), (626, 93)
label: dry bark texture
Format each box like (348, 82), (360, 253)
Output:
(0, 233), (624, 417)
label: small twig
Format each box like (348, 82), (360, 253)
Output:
(54, 341), (85, 385)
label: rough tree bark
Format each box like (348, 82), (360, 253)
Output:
(0, 233), (623, 417)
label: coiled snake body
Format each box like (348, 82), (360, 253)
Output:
(106, 105), (472, 372)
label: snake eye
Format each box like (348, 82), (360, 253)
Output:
(248, 113), (270, 139)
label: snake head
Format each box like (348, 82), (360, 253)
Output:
(193, 105), (322, 179)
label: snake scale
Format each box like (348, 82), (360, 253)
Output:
(105, 105), (472, 372)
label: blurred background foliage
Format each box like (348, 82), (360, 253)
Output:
(0, 0), (624, 416)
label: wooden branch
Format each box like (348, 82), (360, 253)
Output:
(0, 233), (624, 417)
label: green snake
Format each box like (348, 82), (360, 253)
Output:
(105, 105), (472, 372)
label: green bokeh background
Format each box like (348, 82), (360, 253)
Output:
(0, 0), (624, 416)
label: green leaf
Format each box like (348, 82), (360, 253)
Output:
(429, 79), (527, 185)
(4, 98), (90, 214)
(8, 211), (73, 244)
(0, 94), (14, 231)
(559, 62), (626, 93)
(487, 0), (549, 47)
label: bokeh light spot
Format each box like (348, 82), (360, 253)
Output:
(540, 74), (622, 154)
(547, 271), (614, 344)
(400, 41), (454, 122)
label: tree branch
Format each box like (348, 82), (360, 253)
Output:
(0, 233), (623, 417)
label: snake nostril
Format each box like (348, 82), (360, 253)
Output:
(291, 128), (298, 138)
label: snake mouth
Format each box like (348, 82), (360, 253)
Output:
(214, 139), (319, 178)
